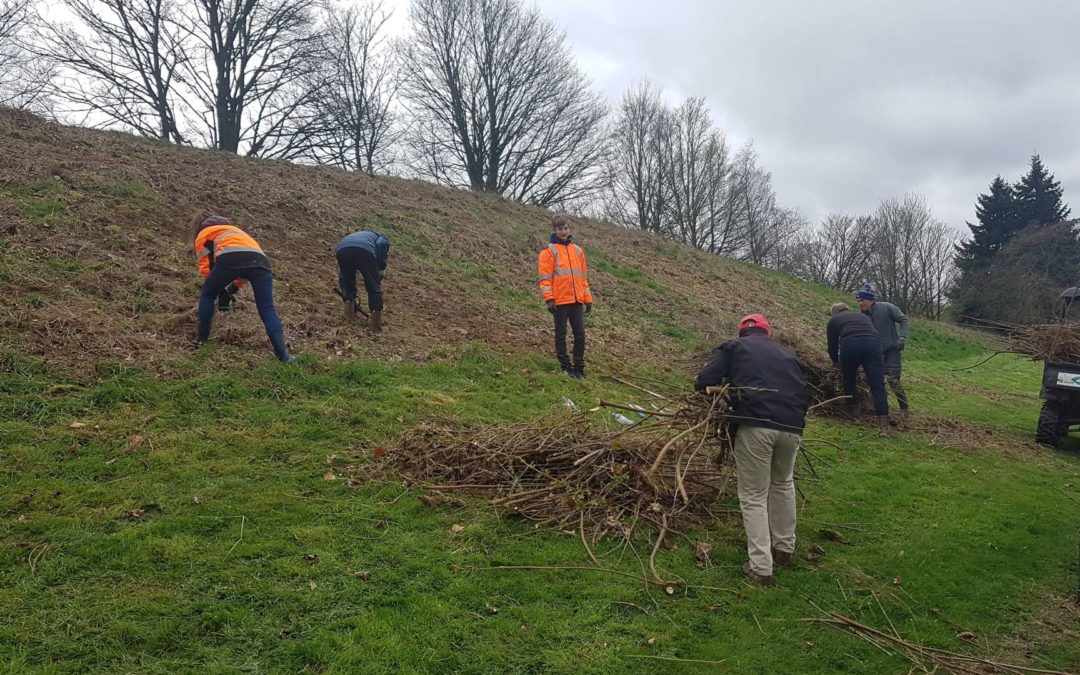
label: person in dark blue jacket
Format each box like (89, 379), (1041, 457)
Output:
(827, 302), (890, 435)
(335, 231), (390, 331)
(695, 314), (808, 587)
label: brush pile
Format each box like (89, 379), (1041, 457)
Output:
(361, 389), (742, 544)
(1008, 322), (1080, 363)
(961, 317), (1080, 363)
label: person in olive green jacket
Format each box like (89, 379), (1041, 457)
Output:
(856, 284), (910, 414)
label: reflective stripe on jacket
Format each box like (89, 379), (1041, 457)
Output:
(194, 223), (265, 288)
(538, 240), (593, 306)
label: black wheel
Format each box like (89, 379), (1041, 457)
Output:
(1036, 401), (1065, 446)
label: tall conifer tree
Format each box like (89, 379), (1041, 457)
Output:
(1014, 153), (1071, 227)
(955, 176), (1017, 271)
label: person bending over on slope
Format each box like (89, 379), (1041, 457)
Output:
(335, 230), (390, 332)
(538, 213), (593, 379)
(695, 314), (808, 587)
(192, 212), (294, 363)
(827, 302), (888, 434)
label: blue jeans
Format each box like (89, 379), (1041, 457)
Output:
(197, 263), (289, 361)
(839, 336), (888, 416)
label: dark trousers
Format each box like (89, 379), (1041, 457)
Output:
(198, 261), (289, 362)
(553, 302), (585, 372)
(839, 336), (888, 416)
(336, 247), (383, 312)
(883, 347), (909, 411)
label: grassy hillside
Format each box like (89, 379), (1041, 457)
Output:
(2, 110), (1079, 673)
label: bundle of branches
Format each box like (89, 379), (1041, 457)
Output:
(1009, 322), (1080, 363)
(366, 390), (737, 545)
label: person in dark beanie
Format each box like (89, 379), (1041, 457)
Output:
(828, 302), (889, 434)
(335, 230), (390, 332)
(538, 213), (593, 378)
(191, 212), (294, 363)
(855, 284), (910, 414)
(695, 314), (808, 587)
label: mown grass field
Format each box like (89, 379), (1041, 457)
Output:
(1, 110), (1079, 673)
(2, 324), (1079, 674)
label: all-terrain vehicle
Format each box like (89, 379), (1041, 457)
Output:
(1036, 361), (1080, 446)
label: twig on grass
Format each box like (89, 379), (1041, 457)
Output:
(228, 515), (246, 555)
(580, 510), (600, 565)
(624, 654), (727, 665)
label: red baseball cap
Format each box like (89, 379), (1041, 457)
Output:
(738, 313), (771, 336)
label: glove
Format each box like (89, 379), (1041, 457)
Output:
(217, 289), (234, 312)
(898, 337), (906, 352)
(584, 303), (592, 315)
(546, 301), (556, 314)
(379, 269), (386, 280)
(225, 283), (240, 296)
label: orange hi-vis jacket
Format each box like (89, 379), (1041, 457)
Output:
(538, 239), (593, 306)
(194, 223), (265, 289)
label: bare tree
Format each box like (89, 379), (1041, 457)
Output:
(401, 0), (608, 207)
(1, 0), (53, 110)
(865, 193), (957, 318)
(306, 1), (400, 173)
(737, 144), (795, 266)
(37, 0), (186, 141)
(789, 214), (874, 289)
(605, 79), (671, 233)
(663, 97), (735, 252)
(179, 0), (322, 156)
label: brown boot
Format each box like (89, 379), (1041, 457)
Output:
(369, 311), (382, 332)
(772, 548), (795, 567)
(877, 415), (890, 437)
(742, 561), (774, 587)
(344, 300), (356, 323)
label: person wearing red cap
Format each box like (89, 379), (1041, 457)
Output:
(695, 313), (808, 587)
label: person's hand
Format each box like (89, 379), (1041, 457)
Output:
(379, 269), (386, 280)
(584, 303), (592, 315)
(898, 337), (906, 351)
(546, 301), (556, 314)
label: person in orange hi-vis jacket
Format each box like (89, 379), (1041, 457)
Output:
(537, 213), (593, 379)
(192, 212), (294, 363)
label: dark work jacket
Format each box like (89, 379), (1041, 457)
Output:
(336, 231), (390, 270)
(827, 310), (878, 363)
(694, 330), (808, 433)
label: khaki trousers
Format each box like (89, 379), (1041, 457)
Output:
(733, 425), (801, 576)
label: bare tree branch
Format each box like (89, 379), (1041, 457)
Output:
(401, 0), (607, 207)
(177, 0), (321, 156)
(1, 0), (54, 111)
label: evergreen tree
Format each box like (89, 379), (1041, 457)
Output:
(1014, 153), (1071, 227)
(955, 175), (1017, 271)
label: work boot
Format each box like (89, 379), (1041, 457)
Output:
(742, 561), (774, 587)
(877, 415), (891, 437)
(344, 300), (356, 323)
(369, 311), (382, 332)
(772, 548), (795, 567)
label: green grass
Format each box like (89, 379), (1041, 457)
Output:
(589, 250), (663, 292)
(0, 179), (69, 226)
(2, 334), (1080, 673)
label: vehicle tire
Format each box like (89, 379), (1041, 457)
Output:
(1036, 401), (1063, 446)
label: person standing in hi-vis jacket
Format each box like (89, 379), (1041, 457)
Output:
(537, 213), (593, 379)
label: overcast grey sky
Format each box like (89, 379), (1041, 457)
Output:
(385, 0), (1079, 230)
